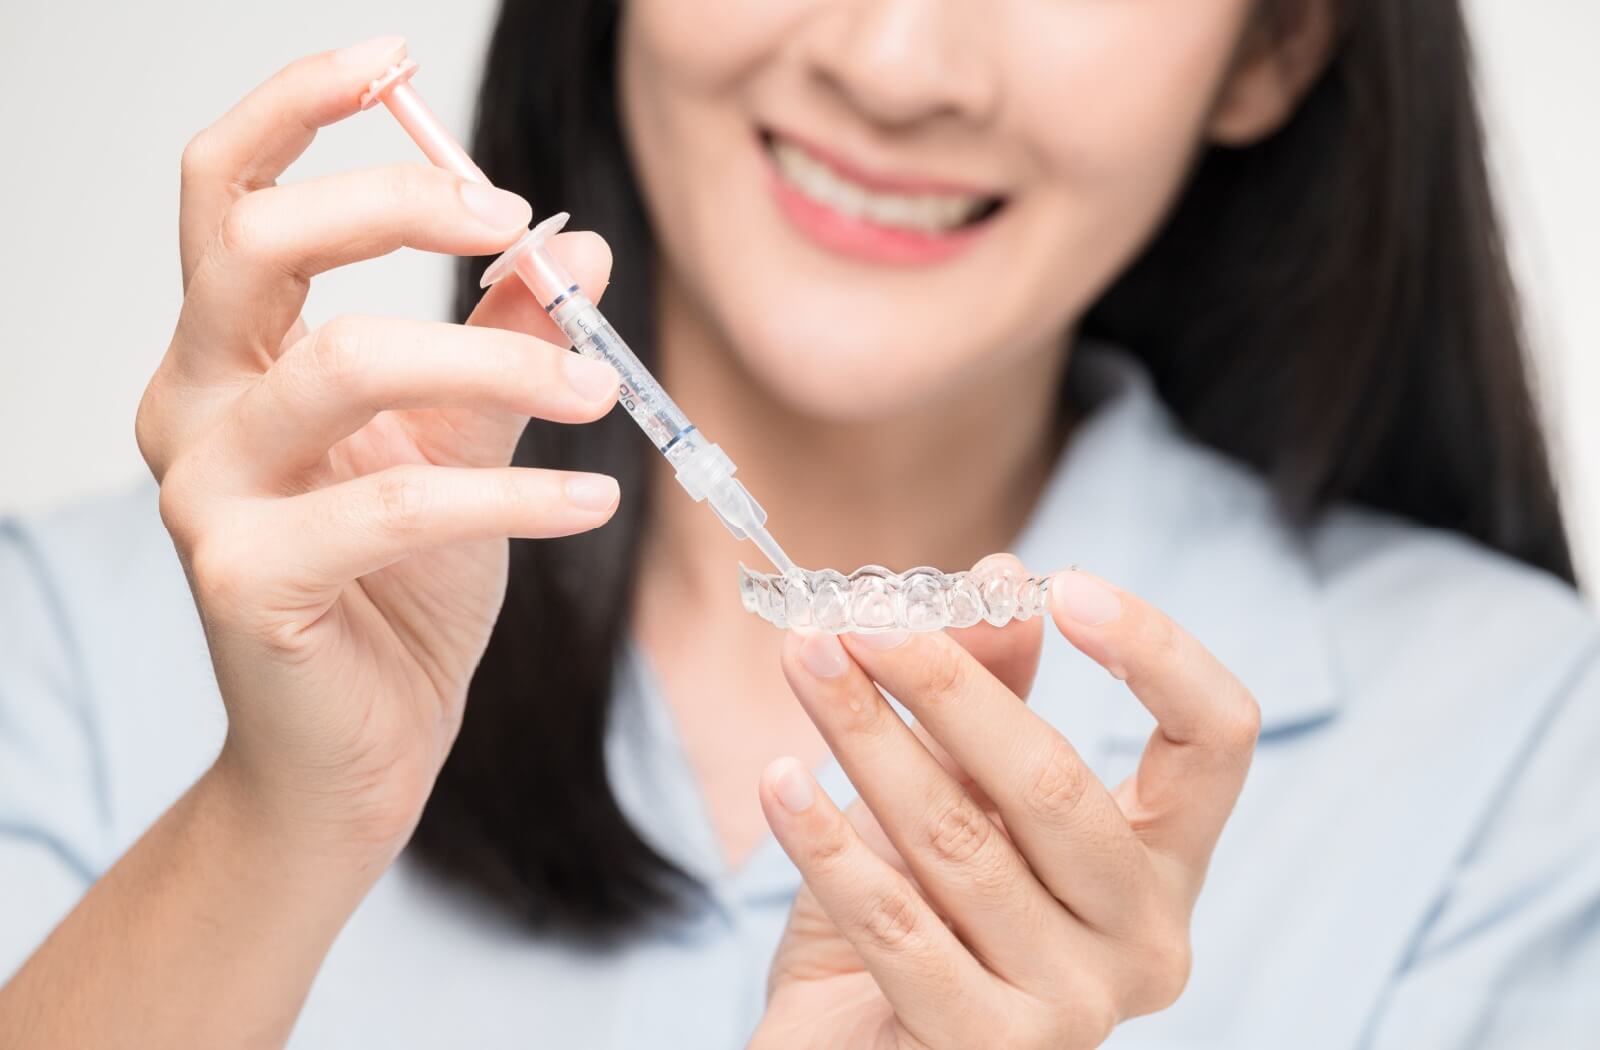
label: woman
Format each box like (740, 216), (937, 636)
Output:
(1, 0), (1595, 1045)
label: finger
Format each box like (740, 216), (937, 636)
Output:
(841, 627), (1153, 935)
(179, 36), (411, 283)
(229, 464), (619, 595)
(946, 553), (1045, 699)
(465, 230), (614, 349)
(759, 758), (1003, 1048)
(782, 632), (1068, 985)
(154, 231), (610, 477)
(216, 317), (618, 487)
(1049, 569), (1260, 874)
(438, 230), (616, 454)
(180, 165), (532, 369)
(921, 552), (1044, 808)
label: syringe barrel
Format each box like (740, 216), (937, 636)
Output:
(544, 289), (771, 542)
(546, 293), (695, 455)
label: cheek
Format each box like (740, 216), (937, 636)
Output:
(1005, 2), (1252, 265)
(975, 1), (1250, 345)
(1009, 1), (1249, 174)
(623, 0), (800, 89)
(619, 0), (1254, 424)
(621, 0), (808, 260)
(622, 1), (936, 418)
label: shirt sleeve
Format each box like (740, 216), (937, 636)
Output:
(0, 519), (110, 982)
(1364, 641), (1600, 1049)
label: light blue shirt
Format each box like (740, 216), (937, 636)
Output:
(3, 350), (1597, 1047)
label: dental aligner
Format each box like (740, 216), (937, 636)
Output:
(739, 562), (1053, 634)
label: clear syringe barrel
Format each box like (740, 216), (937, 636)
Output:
(514, 221), (797, 575)
(360, 59), (796, 574)
(512, 216), (692, 454)
(556, 299), (694, 454)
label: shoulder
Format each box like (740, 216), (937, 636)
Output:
(1295, 502), (1598, 877)
(0, 483), (224, 855)
(1297, 509), (1600, 1038)
(1307, 503), (1597, 706)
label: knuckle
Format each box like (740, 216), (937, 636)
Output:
(838, 687), (893, 737)
(1134, 925), (1194, 1013)
(926, 795), (995, 867)
(155, 466), (201, 548)
(371, 468), (431, 537)
(492, 337), (539, 395)
(1025, 739), (1091, 821)
(1214, 692), (1263, 753)
(304, 317), (375, 390)
(180, 128), (218, 183)
(1137, 609), (1182, 669)
(918, 651), (969, 710)
(1003, 1009), (1066, 1050)
(381, 164), (437, 211)
(257, 614), (323, 661)
(1075, 984), (1124, 1046)
(186, 536), (251, 609)
(217, 196), (270, 261)
(855, 886), (922, 953)
(134, 384), (170, 477)
(1036, 975), (1122, 1049)
(496, 468), (537, 511)
(806, 821), (854, 875)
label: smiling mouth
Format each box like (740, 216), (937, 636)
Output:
(762, 131), (1006, 238)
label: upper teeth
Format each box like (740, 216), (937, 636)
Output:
(771, 140), (991, 235)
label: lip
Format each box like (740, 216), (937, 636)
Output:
(760, 130), (1003, 267)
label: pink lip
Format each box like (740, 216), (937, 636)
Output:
(761, 133), (1002, 267)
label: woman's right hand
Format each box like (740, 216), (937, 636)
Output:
(138, 36), (622, 862)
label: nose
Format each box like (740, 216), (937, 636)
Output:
(797, 0), (1000, 129)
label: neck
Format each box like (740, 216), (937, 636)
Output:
(636, 268), (1071, 607)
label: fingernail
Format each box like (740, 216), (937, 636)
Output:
(335, 35), (407, 70)
(799, 632), (850, 679)
(461, 183), (532, 231)
(563, 352), (619, 404)
(772, 760), (815, 813)
(1053, 569), (1122, 626)
(564, 474), (619, 512)
(852, 628), (909, 651)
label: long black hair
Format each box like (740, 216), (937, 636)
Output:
(410, 0), (1575, 939)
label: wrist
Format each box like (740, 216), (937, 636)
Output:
(204, 744), (417, 876)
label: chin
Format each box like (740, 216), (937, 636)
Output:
(730, 315), (964, 424)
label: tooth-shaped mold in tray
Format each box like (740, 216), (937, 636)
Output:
(738, 562), (1053, 633)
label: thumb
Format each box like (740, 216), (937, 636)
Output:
(464, 229), (613, 342)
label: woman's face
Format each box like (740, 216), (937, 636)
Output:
(620, 0), (1263, 421)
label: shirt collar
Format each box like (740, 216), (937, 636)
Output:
(1013, 344), (1344, 738)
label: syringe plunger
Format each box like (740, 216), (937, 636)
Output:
(361, 57), (797, 576)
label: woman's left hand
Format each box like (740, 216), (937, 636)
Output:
(752, 556), (1261, 1050)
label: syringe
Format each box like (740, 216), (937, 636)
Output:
(360, 59), (796, 576)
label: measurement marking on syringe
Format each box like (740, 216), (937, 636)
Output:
(660, 425), (698, 454)
(544, 285), (581, 312)
(365, 63), (797, 574)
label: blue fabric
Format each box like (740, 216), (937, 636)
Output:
(2, 349), (1596, 1047)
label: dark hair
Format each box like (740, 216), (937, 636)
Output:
(411, 0), (1575, 939)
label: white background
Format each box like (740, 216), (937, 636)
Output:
(1, 1), (1594, 587)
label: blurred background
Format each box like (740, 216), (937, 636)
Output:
(1, 1), (1595, 587)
